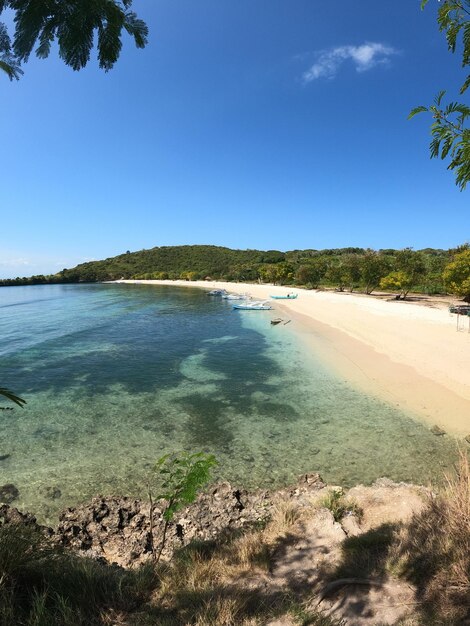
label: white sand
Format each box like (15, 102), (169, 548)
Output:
(118, 280), (470, 436)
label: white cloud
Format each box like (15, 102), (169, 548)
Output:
(302, 42), (397, 83)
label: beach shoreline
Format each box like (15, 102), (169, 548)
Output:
(115, 279), (470, 437)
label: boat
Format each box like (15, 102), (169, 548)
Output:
(207, 289), (228, 296)
(222, 293), (248, 300)
(233, 300), (272, 310)
(270, 293), (298, 300)
(449, 304), (470, 315)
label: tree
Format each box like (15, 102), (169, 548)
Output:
(443, 247), (470, 301)
(380, 271), (414, 299)
(0, 0), (148, 80)
(259, 262), (293, 285)
(324, 261), (347, 291)
(388, 248), (427, 299)
(0, 22), (22, 78)
(295, 258), (328, 288)
(410, 1), (470, 189)
(343, 254), (363, 292)
(359, 251), (391, 295)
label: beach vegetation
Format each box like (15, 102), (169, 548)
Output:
(395, 248), (427, 296)
(359, 250), (391, 295)
(324, 261), (347, 291)
(258, 262), (295, 285)
(0, 0), (148, 80)
(443, 247), (470, 301)
(380, 271), (413, 299)
(295, 259), (328, 288)
(340, 253), (363, 292)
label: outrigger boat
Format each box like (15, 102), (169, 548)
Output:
(222, 293), (248, 300)
(233, 300), (272, 310)
(269, 293), (298, 300)
(207, 289), (228, 296)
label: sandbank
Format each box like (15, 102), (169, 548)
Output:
(117, 279), (470, 437)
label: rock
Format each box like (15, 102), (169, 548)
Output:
(0, 483), (19, 504)
(0, 454), (10, 461)
(431, 425), (446, 436)
(44, 486), (62, 500)
(54, 485), (274, 568)
(298, 472), (325, 489)
(341, 513), (362, 536)
(0, 504), (54, 538)
(0, 504), (36, 525)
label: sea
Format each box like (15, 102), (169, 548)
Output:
(0, 283), (456, 523)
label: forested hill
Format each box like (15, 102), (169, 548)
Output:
(1, 244), (468, 301)
(62, 245), (288, 282)
(1, 245), (290, 284)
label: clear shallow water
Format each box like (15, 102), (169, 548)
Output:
(0, 284), (456, 523)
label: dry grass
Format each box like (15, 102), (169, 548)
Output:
(0, 523), (156, 626)
(318, 488), (362, 522)
(389, 450), (470, 624)
(141, 501), (342, 626)
(0, 501), (343, 626)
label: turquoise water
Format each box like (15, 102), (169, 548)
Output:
(0, 284), (456, 523)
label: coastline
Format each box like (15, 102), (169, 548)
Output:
(116, 279), (470, 437)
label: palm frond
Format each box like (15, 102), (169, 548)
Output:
(0, 387), (26, 408)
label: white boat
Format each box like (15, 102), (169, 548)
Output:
(233, 300), (272, 310)
(222, 293), (248, 300)
(207, 289), (228, 296)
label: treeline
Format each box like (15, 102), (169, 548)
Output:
(1, 244), (469, 300)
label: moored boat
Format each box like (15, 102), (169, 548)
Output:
(207, 289), (228, 296)
(270, 293), (298, 300)
(233, 300), (272, 310)
(222, 293), (248, 300)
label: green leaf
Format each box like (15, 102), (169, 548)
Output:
(0, 387), (26, 407)
(408, 105), (428, 119)
(10, 0), (148, 73)
(153, 451), (218, 522)
(460, 73), (470, 94)
(435, 90), (447, 106)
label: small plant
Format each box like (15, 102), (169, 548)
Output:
(320, 488), (362, 523)
(151, 451), (218, 563)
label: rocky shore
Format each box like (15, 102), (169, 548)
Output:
(5, 471), (467, 625)
(0, 473), (426, 569)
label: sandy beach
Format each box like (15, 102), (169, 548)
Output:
(118, 280), (470, 437)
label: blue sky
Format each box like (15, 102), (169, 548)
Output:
(1, 0), (468, 278)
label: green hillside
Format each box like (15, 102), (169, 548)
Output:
(58, 245), (287, 282)
(1, 243), (467, 300)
